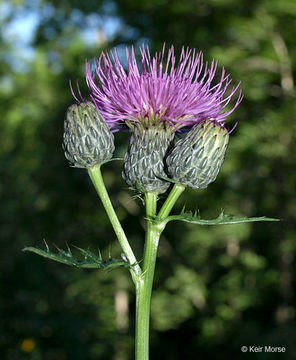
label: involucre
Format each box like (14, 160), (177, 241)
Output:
(63, 102), (115, 168)
(166, 120), (229, 189)
(122, 126), (174, 194)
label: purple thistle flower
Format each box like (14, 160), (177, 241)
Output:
(85, 44), (243, 132)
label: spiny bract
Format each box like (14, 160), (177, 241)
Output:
(63, 102), (115, 168)
(122, 126), (174, 194)
(166, 120), (229, 189)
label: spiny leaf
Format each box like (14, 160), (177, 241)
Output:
(156, 209), (279, 226)
(23, 242), (135, 271)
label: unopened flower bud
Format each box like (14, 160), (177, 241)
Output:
(166, 120), (229, 189)
(63, 102), (115, 168)
(122, 126), (174, 194)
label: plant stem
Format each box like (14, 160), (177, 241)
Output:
(135, 192), (160, 360)
(88, 167), (185, 359)
(157, 183), (185, 220)
(88, 164), (141, 283)
(135, 185), (185, 360)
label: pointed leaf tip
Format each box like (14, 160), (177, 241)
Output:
(159, 210), (279, 226)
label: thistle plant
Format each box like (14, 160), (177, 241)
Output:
(24, 44), (278, 360)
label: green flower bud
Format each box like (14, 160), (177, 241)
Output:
(166, 120), (229, 189)
(122, 126), (174, 194)
(63, 102), (115, 168)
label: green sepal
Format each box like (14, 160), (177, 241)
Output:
(23, 241), (135, 271)
(154, 208), (279, 226)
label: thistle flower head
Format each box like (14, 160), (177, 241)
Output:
(86, 44), (243, 132)
(166, 119), (229, 189)
(63, 102), (115, 168)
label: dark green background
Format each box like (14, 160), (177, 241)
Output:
(1, 0), (295, 359)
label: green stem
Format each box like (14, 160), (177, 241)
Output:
(135, 185), (185, 360)
(135, 192), (160, 360)
(88, 164), (141, 283)
(157, 183), (185, 220)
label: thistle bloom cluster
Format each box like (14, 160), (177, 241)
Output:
(63, 44), (242, 193)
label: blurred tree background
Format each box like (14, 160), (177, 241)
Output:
(0, 0), (295, 359)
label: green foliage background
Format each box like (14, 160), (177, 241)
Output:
(0, 0), (295, 359)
